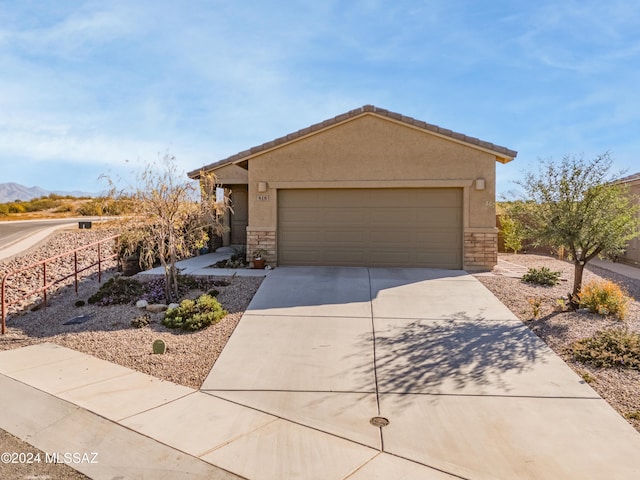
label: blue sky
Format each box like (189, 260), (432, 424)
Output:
(1, 0), (638, 196)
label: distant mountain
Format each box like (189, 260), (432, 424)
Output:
(0, 182), (96, 203)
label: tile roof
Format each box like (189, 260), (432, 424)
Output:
(616, 171), (640, 184)
(188, 105), (518, 177)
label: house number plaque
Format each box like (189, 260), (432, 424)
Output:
(257, 195), (270, 201)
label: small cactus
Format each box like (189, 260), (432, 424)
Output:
(152, 339), (167, 354)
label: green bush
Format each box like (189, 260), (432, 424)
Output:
(521, 267), (562, 286)
(578, 279), (630, 319)
(163, 294), (227, 331)
(88, 277), (144, 306)
(572, 328), (640, 370)
(500, 214), (525, 253)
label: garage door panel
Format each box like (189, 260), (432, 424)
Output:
(279, 209), (320, 224)
(415, 251), (460, 265)
(371, 230), (409, 244)
(414, 229), (461, 243)
(326, 231), (366, 243)
(278, 189), (462, 268)
(368, 251), (412, 263)
(328, 208), (368, 225)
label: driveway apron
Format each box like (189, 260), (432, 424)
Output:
(202, 266), (640, 480)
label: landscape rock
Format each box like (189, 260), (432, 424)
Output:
(146, 303), (168, 313)
(136, 299), (149, 309)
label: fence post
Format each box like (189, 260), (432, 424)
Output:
(43, 262), (47, 307)
(74, 251), (79, 294)
(1, 276), (6, 335)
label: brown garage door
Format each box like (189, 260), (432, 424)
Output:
(277, 188), (462, 268)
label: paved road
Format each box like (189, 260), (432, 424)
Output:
(0, 217), (108, 258)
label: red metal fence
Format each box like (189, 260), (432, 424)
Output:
(1, 235), (119, 334)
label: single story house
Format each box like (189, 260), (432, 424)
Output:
(616, 172), (640, 266)
(188, 105), (517, 271)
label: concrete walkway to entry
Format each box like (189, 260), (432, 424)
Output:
(2, 267), (640, 478)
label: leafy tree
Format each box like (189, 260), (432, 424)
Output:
(114, 154), (228, 303)
(509, 153), (639, 308)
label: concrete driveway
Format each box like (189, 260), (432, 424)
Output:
(200, 266), (640, 479)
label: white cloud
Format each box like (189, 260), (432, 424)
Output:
(0, 0), (638, 194)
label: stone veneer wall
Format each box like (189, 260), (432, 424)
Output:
(464, 230), (497, 271)
(246, 229), (276, 265)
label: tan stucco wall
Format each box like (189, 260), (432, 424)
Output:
(209, 164), (248, 184)
(246, 114), (498, 231)
(620, 180), (640, 266)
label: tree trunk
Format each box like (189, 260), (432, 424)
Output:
(157, 250), (172, 304)
(570, 261), (585, 309)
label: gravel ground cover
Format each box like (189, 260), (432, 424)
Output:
(0, 228), (262, 479)
(0, 227), (121, 314)
(477, 253), (640, 433)
(0, 429), (89, 480)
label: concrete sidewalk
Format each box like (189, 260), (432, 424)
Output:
(590, 257), (640, 281)
(2, 267), (640, 479)
(0, 344), (242, 479)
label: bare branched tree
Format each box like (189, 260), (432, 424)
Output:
(116, 154), (228, 303)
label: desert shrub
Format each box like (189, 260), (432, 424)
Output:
(214, 247), (247, 268)
(214, 256), (247, 268)
(7, 202), (26, 214)
(579, 371), (597, 384)
(521, 267), (562, 286)
(572, 328), (640, 370)
(500, 214), (526, 253)
(163, 294), (227, 331)
(77, 196), (133, 216)
(77, 199), (103, 216)
(578, 279), (629, 319)
(527, 297), (543, 319)
(24, 197), (59, 211)
(54, 204), (74, 213)
(131, 314), (151, 328)
(626, 411), (640, 421)
(88, 277), (144, 306)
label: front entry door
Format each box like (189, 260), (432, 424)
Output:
(230, 186), (248, 245)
